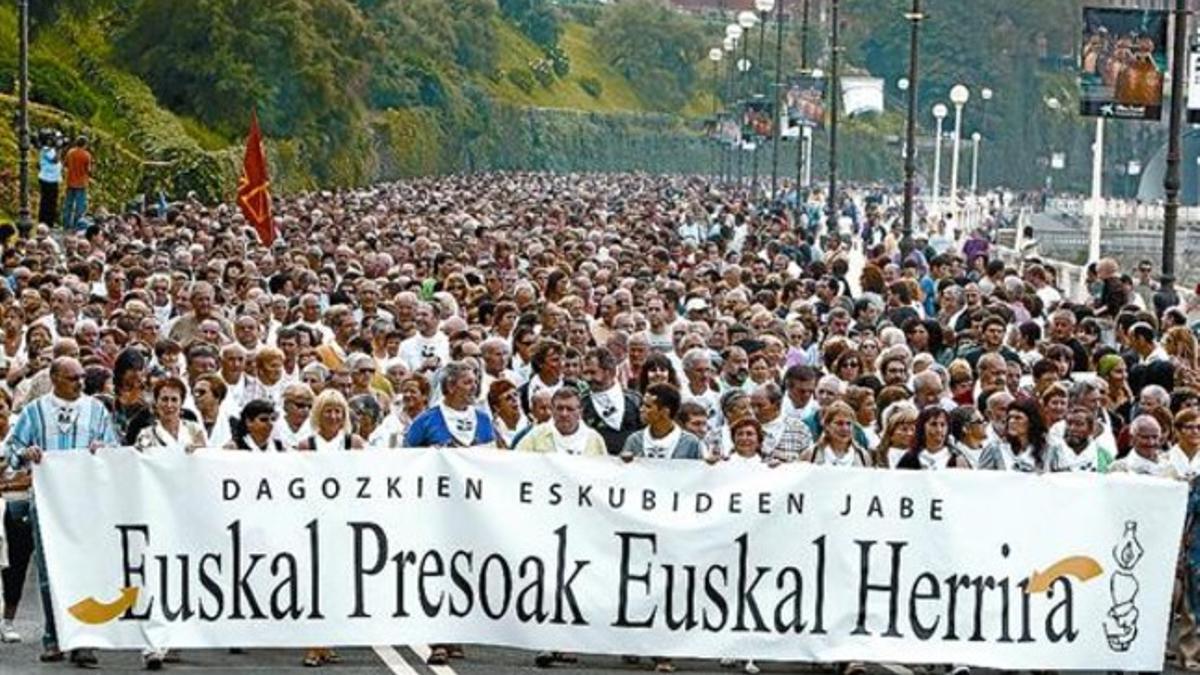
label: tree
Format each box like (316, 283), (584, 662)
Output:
(596, 0), (705, 112)
(117, 0), (374, 184)
(499, 0), (561, 48)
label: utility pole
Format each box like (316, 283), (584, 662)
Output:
(1157, 0), (1187, 313)
(900, 0), (922, 259)
(795, 0), (810, 198)
(17, 0), (31, 237)
(770, 0), (785, 200)
(827, 0), (840, 224)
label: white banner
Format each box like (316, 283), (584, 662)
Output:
(840, 76), (884, 117)
(34, 448), (1187, 670)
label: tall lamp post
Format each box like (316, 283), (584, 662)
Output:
(736, 56), (752, 186)
(709, 47), (724, 183)
(948, 84), (970, 226)
(766, 0), (784, 200)
(828, 0), (841, 223)
(795, 0), (811, 199)
(979, 87), (993, 187)
(751, 0), (773, 199)
(1157, 0), (1187, 313)
(970, 131), (982, 195)
(725, 24), (743, 186)
(899, 0), (923, 258)
(17, 0), (31, 236)
(738, 10), (758, 191)
(931, 103), (947, 219)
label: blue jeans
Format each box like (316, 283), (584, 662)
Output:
(61, 188), (87, 231)
(30, 501), (58, 650)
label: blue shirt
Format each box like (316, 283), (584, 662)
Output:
(38, 148), (61, 184)
(404, 406), (495, 448)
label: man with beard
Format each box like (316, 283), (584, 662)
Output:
(1051, 406), (1112, 472)
(718, 344), (751, 393)
(579, 347), (643, 455)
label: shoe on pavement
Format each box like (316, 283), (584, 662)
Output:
(534, 651), (556, 668)
(745, 660), (761, 675)
(40, 647), (65, 662)
(70, 648), (100, 668)
(144, 654), (164, 671)
(1, 622), (20, 643)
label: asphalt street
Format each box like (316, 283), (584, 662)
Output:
(0, 572), (1189, 675)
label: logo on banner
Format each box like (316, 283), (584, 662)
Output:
(1104, 521), (1145, 652)
(69, 587), (140, 625)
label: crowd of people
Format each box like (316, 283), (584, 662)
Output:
(0, 171), (1198, 673)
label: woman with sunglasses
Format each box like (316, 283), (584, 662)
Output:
(225, 399), (284, 452)
(948, 405), (988, 469)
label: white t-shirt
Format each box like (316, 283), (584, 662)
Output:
(399, 333), (450, 372)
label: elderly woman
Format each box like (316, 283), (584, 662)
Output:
(979, 397), (1056, 473)
(373, 374), (432, 448)
(348, 394), (384, 444)
(298, 389), (366, 452)
(488, 379), (527, 449)
(135, 377), (208, 452)
(948, 405), (988, 468)
(193, 373), (231, 448)
(518, 339), (564, 414)
(874, 401), (918, 469)
(225, 399), (282, 452)
(1099, 353), (1133, 424)
(799, 401), (873, 466)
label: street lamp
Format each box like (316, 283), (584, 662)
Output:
(709, 47), (724, 183)
(750, 0), (773, 199)
(948, 84), (970, 228)
(899, 0), (923, 258)
(897, 78), (910, 92)
(932, 103), (947, 217)
(17, 0), (31, 236)
(970, 131), (982, 195)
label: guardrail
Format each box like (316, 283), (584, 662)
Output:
(1048, 196), (1200, 227)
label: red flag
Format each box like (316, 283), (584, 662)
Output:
(236, 110), (275, 246)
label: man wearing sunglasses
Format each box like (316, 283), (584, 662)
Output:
(5, 356), (117, 667)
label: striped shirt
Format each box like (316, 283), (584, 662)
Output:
(5, 394), (116, 469)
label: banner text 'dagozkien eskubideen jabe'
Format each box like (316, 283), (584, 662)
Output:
(34, 447), (1186, 670)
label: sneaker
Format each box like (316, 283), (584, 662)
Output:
(720, 658), (737, 668)
(40, 647), (65, 663)
(949, 667), (971, 675)
(0, 622), (19, 643)
(745, 660), (761, 675)
(534, 651), (555, 668)
(144, 654), (164, 671)
(70, 648), (100, 669)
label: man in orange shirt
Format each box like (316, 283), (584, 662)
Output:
(62, 136), (92, 230)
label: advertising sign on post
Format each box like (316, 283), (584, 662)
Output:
(1080, 7), (1168, 120)
(741, 99), (772, 140)
(785, 75), (827, 129)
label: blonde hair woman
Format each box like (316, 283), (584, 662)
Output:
(298, 389), (365, 452)
(297, 390), (362, 667)
(874, 401), (919, 469)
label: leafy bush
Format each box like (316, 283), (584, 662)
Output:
(499, 0), (560, 48)
(544, 45), (569, 77)
(579, 76), (603, 99)
(530, 58), (555, 88)
(507, 68), (535, 94)
(0, 54), (100, 118)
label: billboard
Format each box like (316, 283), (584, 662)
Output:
(741, 99), (772, 140)
(785, 75), (826, 129)
(840, 76), (884, 117)
(1079, 7), (1168, 120)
